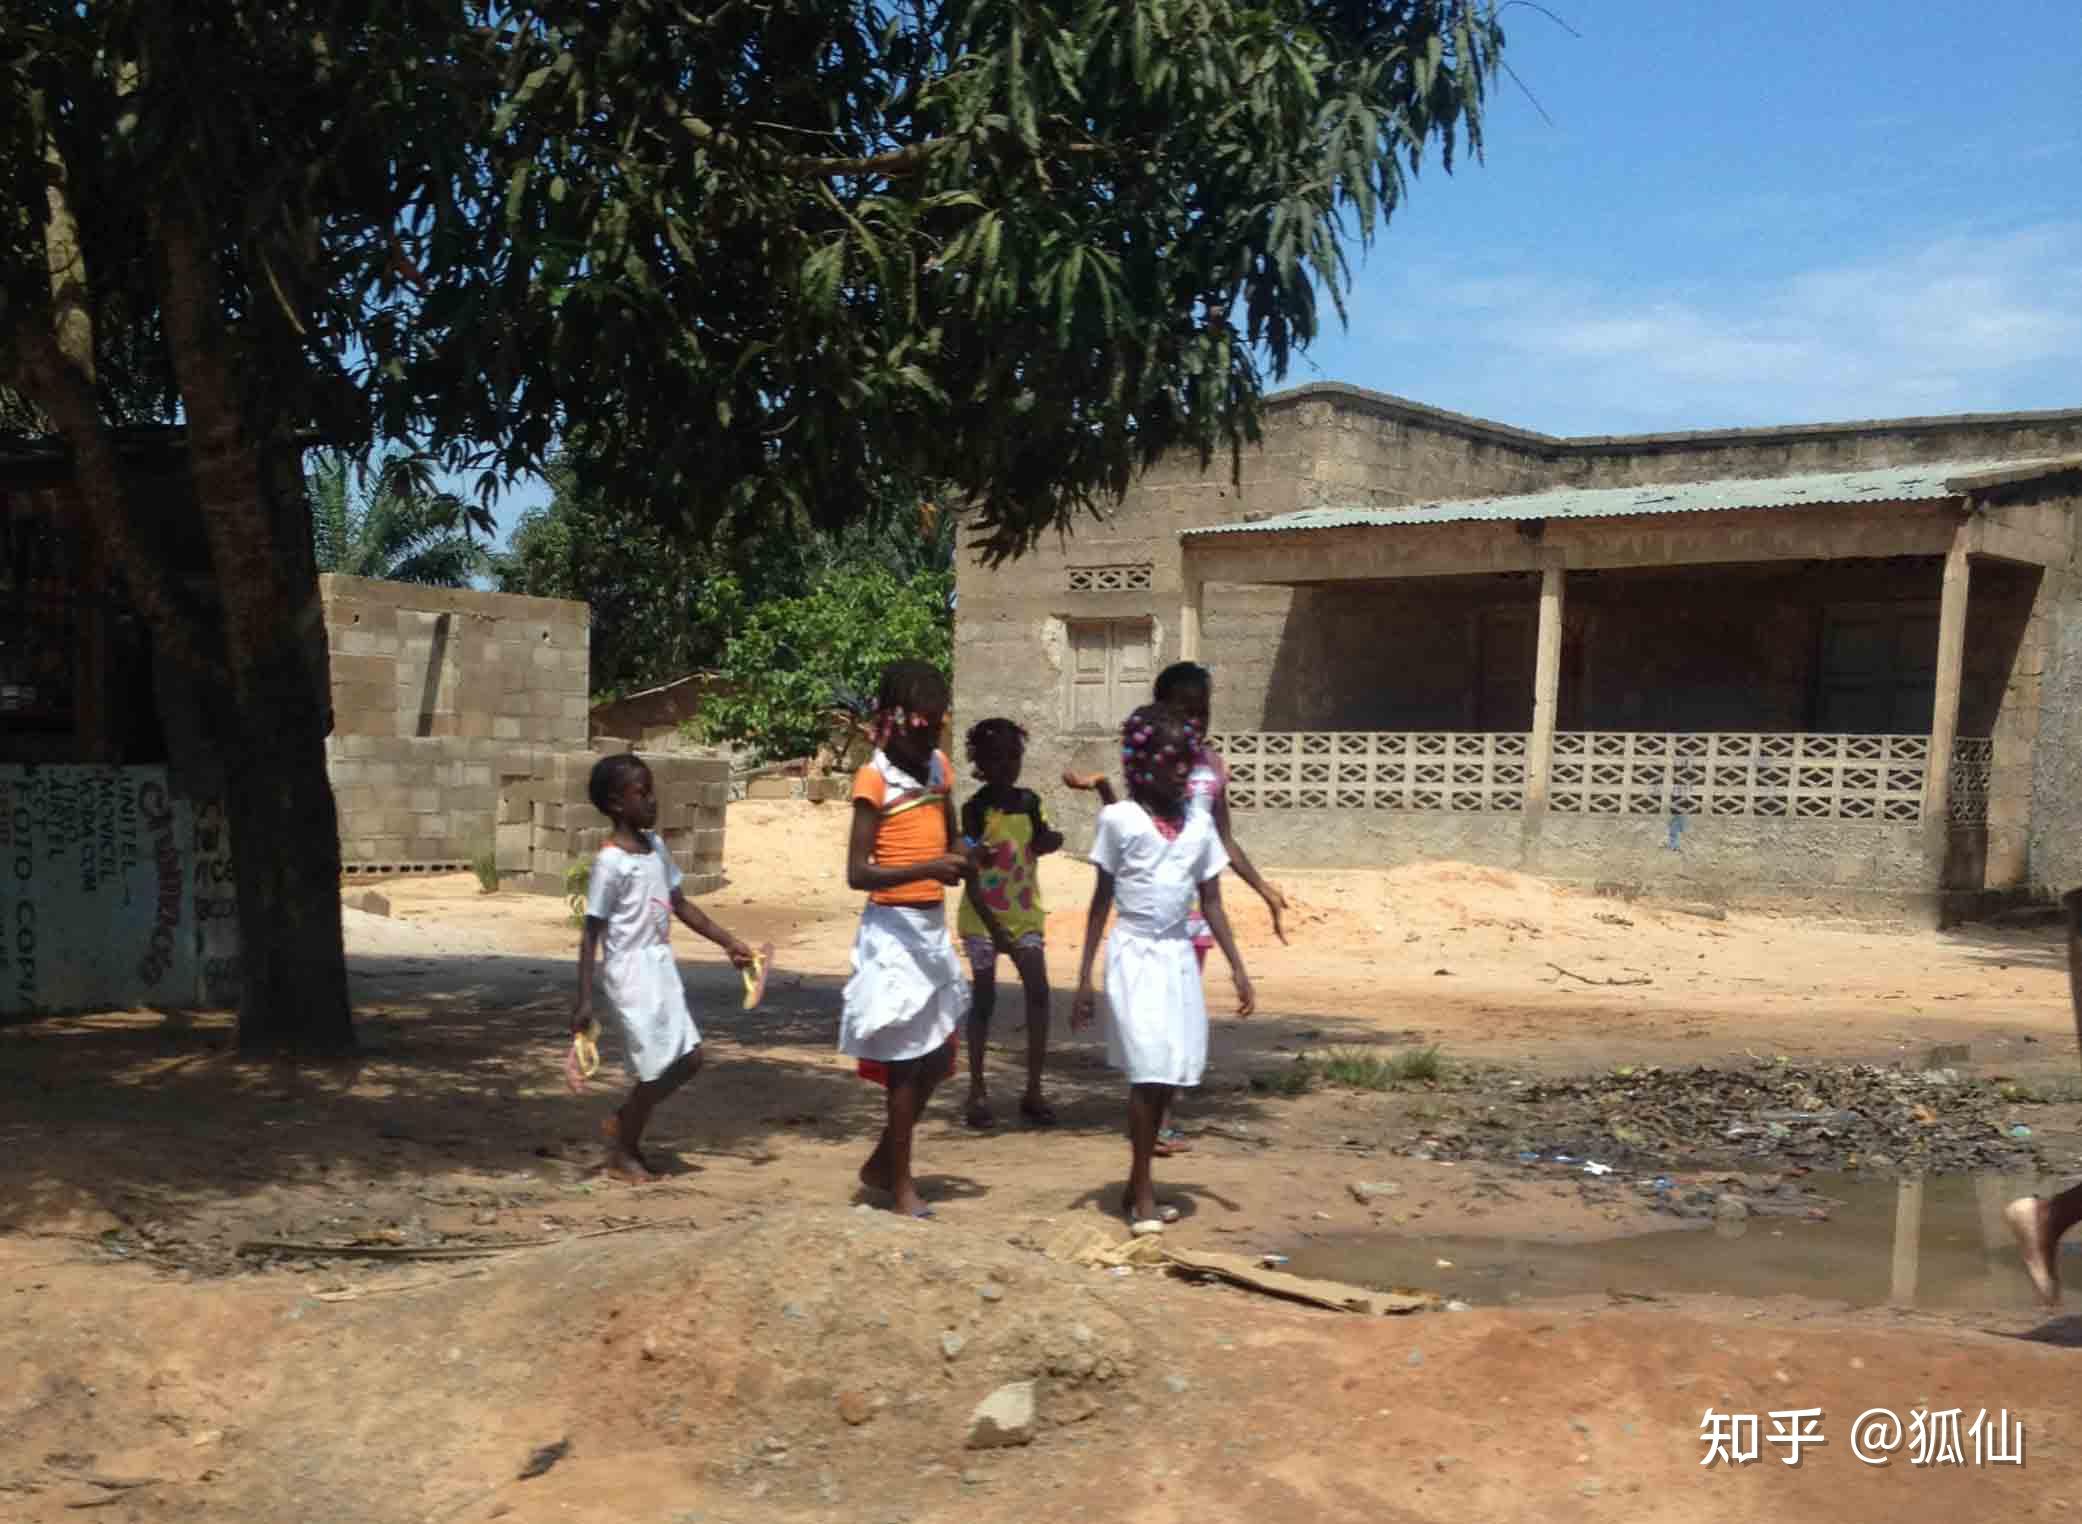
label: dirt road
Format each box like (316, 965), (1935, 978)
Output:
(3, 799), (2078, 1521)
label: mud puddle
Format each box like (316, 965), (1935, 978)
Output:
(1284, 1172), (2063, 1312)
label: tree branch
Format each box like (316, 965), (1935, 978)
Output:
(4, 322), (228, 685)
(673, 111), (1111, 178)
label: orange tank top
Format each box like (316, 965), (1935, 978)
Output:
(853, 749), (952, 907)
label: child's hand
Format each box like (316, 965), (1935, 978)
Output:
(990, 929), (1016, 956)
(1232, 971), (1256, 1018)
(1071, 983), (1098, 1030)
(925, 853), (969, 886)
(725, 940), (757, 969)
(570, 998), (593, 1036)
(1061, 769), (1104, 792)
(1263, 884), (1290, 944)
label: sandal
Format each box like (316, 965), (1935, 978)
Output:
(1121, 1194), (1181, 1226)
(1019, 1098), (1058, 1127)
(964, 1097), (995, 1130)
(1153, 1127), (1192, 1157)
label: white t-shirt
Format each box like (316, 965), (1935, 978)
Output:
(585, 832), (683, 962)
(1089, 801), (1230, 940)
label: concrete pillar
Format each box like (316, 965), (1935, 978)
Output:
(1524, 564), (1566, 817)
(1890, 1176), (1923, 1306)
(1921, 518), (1976, 909)
(1180, 572), (1204, 663)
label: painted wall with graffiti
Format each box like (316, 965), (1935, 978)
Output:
(0, 764), (239, 1017)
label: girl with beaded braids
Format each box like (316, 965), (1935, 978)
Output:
(1064, 661), (1287, 1157)
(1072, 703), (1255, 1235)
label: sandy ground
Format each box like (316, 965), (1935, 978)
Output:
(4, 797), (2082, 1522)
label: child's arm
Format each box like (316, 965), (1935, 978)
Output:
(1026, 790), (1066, 856)
(1211, 790), (1287, 944)
(1070, 870), (1116, 1030)
(1197, 877), (1256, 1017)
(670, 889), (756, 967)
(573, 918), (604, 1033)
(1061, 769), (1119, 807)
(847, 800), (967, 892)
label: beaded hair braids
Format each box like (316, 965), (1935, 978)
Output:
(871, 705), (941, 748)
(1119, 703), (1193, 790)
(870, 660), (951, 749)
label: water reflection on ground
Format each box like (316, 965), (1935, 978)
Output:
(1283, 1173), (2057, 1312)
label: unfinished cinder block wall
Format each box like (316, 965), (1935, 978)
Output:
(322, 574), (590, 875)
(499, 749), (728, 896)
(322, 575), (730, 893)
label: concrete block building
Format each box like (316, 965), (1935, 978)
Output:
(319, 574), (727, 894)
(954, 385), (2082, 921)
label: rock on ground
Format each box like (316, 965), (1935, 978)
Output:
(966, 1382), (1037, 1449)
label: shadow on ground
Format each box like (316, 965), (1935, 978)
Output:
(1940, 922), (2069, 975)
(0, 949), (1400, 1243)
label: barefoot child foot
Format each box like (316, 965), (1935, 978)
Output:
(606, 1143), (656, 1185)
(601, 1114), (654, 1175)
(2006, 1195), (2063, 1305)
(963, 1085), (994, 1129)
(858, 1145), (895, 1196)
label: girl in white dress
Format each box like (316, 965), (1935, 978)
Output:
(574, 754), (757, 1183)
(1073, 704), (1255, 1234)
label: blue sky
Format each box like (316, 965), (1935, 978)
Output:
(474, 0), (2080, 545)
(1293, 0), (2081, 436)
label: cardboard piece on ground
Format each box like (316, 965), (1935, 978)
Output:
(1042, 1223), (1170, 1270)
(1162, 1247), (1435, 1315)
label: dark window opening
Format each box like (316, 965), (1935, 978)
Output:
(1815, 602), (1938, 734)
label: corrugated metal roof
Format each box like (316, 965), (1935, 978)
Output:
(1180, 459), (2062, 538)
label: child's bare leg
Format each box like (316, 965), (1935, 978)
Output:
(608, 1048), (702, 1182)
(870, 1049), (949, 1217)
(1011, 946), (1055, 1121)
(2014, 892), (2082, 1301)
(859, 1127), (893, 1194)
(965, 965), (997, 1126)
(2007, 1184), (2082, 1305)
(1125, 1083), (1171, 1221)
(1153, 949), (1209, 1156)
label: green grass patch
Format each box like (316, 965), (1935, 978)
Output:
(1316, 1044), (1444, 1090)
(1252, 1045), (1446, 1097)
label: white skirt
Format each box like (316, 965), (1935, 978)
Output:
(1102, 926), (1208, 1087)
(841, 903), (967, 1062)
(600, 944), (701, 1083)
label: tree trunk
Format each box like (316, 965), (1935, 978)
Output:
(157, 204), (353, 1054)
(213, 595), (353, 1054)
